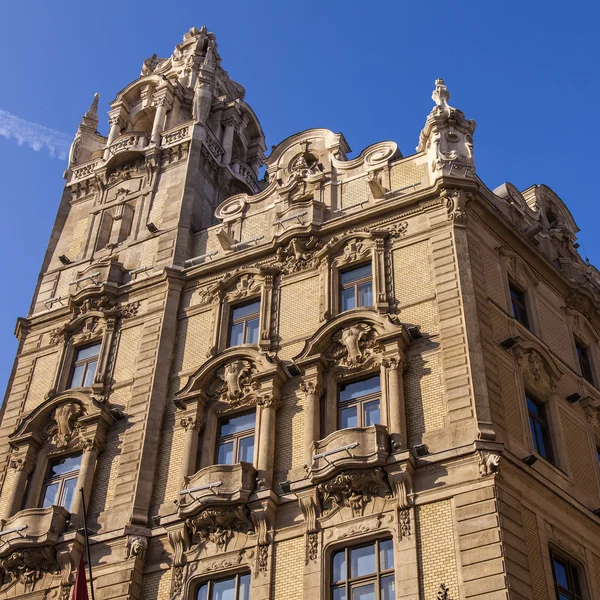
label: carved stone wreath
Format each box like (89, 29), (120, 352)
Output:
(318, 468), (391, 517)
(325, 323), (382, 368)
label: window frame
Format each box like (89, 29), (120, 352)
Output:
(196, 572), (251, 600)
(526, 392), (555, 464)
(67, 342), (102, 389)
(574, 338), (595, 385)
(214, 410), (256, 466)
(509, 281), (530, 330)
(39, 452), (82, 512)
(330, 538), (395, 600)
(339, 262), (374, 313)
(227, 299), (261, 348)
(337, 375), (381, 430)
(550, 549), (585, 600)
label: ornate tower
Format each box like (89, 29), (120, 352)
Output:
(1, 26), (600, 600)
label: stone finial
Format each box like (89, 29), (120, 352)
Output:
(432, 78), (450, 110)
(80, 93), (99, 130)
(86, 93), (100, 118)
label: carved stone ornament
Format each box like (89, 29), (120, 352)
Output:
(187, 506), (252, 552)
(45, 402), (85, 448)
(581, 397), (600, 438)
(478, 452), (501, 477)
(437, 583), (451, 600)
(342, 238), (368, 263)
(399, 509), (411, 538)
(125, 536), (147, 561)
(228, 274), (259, 300)
(442, 188), (472, 225)
(325, 323), (382, 368)
(512, 345), (562, 393)
(0, 547), (58, 592)
(318, 468), (391, 517)
(275, 236), (322, 274)
(211, 360), (260, 407)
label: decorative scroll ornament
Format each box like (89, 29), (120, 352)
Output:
(275, 236), (322, 274)
(46, 403), (85, 448)
(318, 468), (391, 517)
(228, 274), (259, 300)
(325, 323), (382, 368)
(478, 452), (501, 477)
(0, 547), (58, 592)
(187, 506), (252, 552)
(342, 239), (367, 263)
(211, 360), (260, 407)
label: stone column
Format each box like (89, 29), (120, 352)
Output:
(221, 117), (236, 165)
(256, 395), (279, 489)
(69, 440), (100, 529)
(179, 407), (204, 490)
(301, 380), (322, 468)
(103, 112), (126, 160)
(150, 97), (169, 146)
(3, 445), (37, 519)
(382, 358), (406, 451)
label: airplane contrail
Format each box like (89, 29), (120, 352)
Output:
(0, 108), (72, 161)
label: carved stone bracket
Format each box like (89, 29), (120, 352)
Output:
(186, 505), (252, 553)
(0, 546), (58, 593)
(441, 188), (472, 226)
(125, 535), (147, 561)
(478, 451), (501, 477)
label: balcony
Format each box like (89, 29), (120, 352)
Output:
(107, 132), (149, 156)
(306, 424), (390, 484)
(231, 159), (260, 194)
(178, 463), (256, 519)
(0, 506), (70, 557)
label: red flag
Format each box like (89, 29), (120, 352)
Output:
(73, 553), (89, 600)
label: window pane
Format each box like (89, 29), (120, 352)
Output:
(60, 477), (78, 511)
(238, 435), (255, 463)
(83, 360), (98, 387)
(340, 377), (380, 402)
(245, 318), (259, 344)
(232, 301), (260, 320)
(76, 343), (101, 361)
(340, 406), (357, 429)
(553, 557), (569, 589)
(238, 574), (251, 600)
(341, 287), (356, 311)
(217, 441), (234, 465)
(527, 396), (540, 415)
(220, 413), (256, 436)
(333, 550), (346, 582)
(379, 540), (394, 571)
(350, 544), (376, 577)
(380, 576), (395, 600)
(69, 364), (85, 388)
(333, 588), (347, 600)
(341, 264), (372, 285)
(351, 583), (375, 600)
(357, 281), (372, 307)
(41, 482), (59, 508)
(213, 577), (236, 600)
(229, 322), (244, 347)
(197, 583), (208, 600)
(363, 400), (380, 426)
(50, 454), (82, 477)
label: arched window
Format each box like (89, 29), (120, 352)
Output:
(197, 573), (250, 600)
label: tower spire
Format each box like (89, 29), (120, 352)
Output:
(80, 92), (100, 130)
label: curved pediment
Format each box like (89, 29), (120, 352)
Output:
(293, 310), (411, 365)
(511, 336), (565, 393)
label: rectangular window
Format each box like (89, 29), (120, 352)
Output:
(575, 339), (594, 385)
(69, 343), (101, 389)
(228, 300), (260, 347)
(331, 539), (394, 600)
(551, 551), (584, 600)
(526, 394), (554, 463)
(216, 411), (256, 465)
(197, 573), (250, 600)
(40, 453), (82, 511)
(340, 263), (373, 312)
(510, 283), (530, 329)
(338, 375), (381, 429)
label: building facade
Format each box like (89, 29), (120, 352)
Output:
(1, 26), (600, 600)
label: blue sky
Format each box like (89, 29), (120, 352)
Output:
(1, 1), (599, 396)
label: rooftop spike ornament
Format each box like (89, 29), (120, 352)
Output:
(417, 78), (476, 181)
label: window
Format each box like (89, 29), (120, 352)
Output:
(331, 539), (395, 600)
(338, 376), (381, 430)
(527, 394), (554, 463)
(510, 283), (530, 329)
(69, 343), (101, 389)
(575, 339), (594, 385)
(197, 573), (250, 600)
(216, 412), (256, 465)
(340, 264), (373, 312)
(40, 454), (82, 511)
(228, 300), (260, 346)
(551, 551), (584, 600)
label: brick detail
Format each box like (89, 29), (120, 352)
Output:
(68, 217), (89, 260)
(537, 300), (576, 370)
(172, 311), (214, 374)
(392, 243), (434, 305)
(272, 536), (304, 600)
(498, 362), (524, 443)
(417, 500), (460, 599)
(341, 177), (369, 208)
(24, 352), (58, 411)
(521, 507), (549, 600)
(390, 161), (426, 190)
(279, 275), (321, 343)
(274, 392), (304, 473)
(561, 413), (599, 496)
(113, 325), (143, 383)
